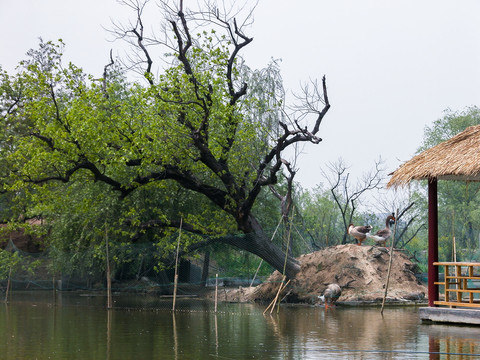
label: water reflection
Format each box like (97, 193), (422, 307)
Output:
(421, 324), (480, 360)
(0, 292), (480, 359)
(262, 306), (424, 359)
(106, 310), (111, 360)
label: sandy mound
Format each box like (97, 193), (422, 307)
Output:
(223, 244), (427, 304)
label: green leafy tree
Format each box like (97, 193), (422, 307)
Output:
(0, 1), (330, 279)
(297, 185), (343, 247)
(419, 106), (480, 151)
(417, 106), (480, 260)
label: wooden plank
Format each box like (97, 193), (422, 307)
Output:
(434, 262), (480, 266)
(445, 289), (480, 294)
(434, 301), (480, 308)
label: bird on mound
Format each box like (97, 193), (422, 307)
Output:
(347, 223), (373, 246)
(367, 214), (395, 247)
(318, 283), (342, 309)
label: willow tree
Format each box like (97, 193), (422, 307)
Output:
(1, 1), (329, 279)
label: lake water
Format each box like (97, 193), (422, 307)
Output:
(1, 291), (480, 359)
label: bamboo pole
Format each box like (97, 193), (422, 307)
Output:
(381, 210), (398, 315)
(172, 312), (178, 360)
(172, 274), (179, 311)
(250, 217), (283, 287)
(452, 210), (457, 262)
(172, 219), (182, 312)
(276, 212), (294, 314)
(105, 224), (112, 309)
(52, 275), (57, 306)
(214, 273), (218, 313)
(452, 212), (459, 302)
(250, 260), (263, 288)
(5, 267), (12, 303)
(214, 312), (219, 354)
(263, 277), (290, 315)
(267, 211), (294, 315)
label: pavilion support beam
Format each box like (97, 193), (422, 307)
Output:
(428, 178), (439, 306)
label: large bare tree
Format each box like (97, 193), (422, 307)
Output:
(106, 1), (331, 278)
(2, 0), (330, 279)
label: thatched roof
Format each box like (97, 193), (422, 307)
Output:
(388, 124), (480, 188)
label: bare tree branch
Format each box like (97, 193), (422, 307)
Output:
(323, 158), (385, 244)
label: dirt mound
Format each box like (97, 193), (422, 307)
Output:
(225, 244), (427, 304)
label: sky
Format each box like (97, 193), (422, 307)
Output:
(1, 0), (480, 197)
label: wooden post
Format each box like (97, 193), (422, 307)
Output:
(172, 219), (182, 312)
(214, 273), (218, 313)
(271, 278), (286, 315)
(172, 312), (178, 359)
(250, 260), (263, 288)
(172, 274), (179, 311)
(5, 267), (12, 303)
(452, 210), (457, 262)
(52, 275), (57, 306)
(428, 179), (439, 306)
(381, 210), (398, 315)
(105, 225), (112, 309)
(263, 277), (290, 315)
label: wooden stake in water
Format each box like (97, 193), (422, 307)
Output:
(263, 277), (290, 315)
(5, 267), (12, 303)
(381, 210), (398, 315)
(105, 224), (112, 309)
(172, 219), (182, 312)
(52, 275), (56, 306)
(215, 273), (218, 313)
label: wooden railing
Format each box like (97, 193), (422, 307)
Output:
(434, 262), (480, 308)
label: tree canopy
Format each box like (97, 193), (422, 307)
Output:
(417, 106), (480, 261)
(0, 1), (330, 279)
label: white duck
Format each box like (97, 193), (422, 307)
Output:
(318, 283), (342, 309)
(367, 214), (395, 247)
(347, 224), (373, 246)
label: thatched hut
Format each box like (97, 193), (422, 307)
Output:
(388, 124), (480, 187)
(388, 124), (480, 322)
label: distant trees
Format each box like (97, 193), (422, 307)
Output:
(420, 107), (480, 261)
(322, 158), (385, 244)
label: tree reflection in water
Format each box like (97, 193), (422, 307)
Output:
(1, 292), (480, 359)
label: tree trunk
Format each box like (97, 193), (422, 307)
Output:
(201, 251), (210, 287)
(221, 214), (301, 280)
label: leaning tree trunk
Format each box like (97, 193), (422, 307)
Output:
(221, 214), (301, 280)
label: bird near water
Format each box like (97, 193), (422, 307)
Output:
(319, 283), (342, 309)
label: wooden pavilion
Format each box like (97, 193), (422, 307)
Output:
(388, 124), (480, 325)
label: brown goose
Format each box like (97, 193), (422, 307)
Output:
(367, 214), (395, 247)
(347, 224), (373, 246)
(319, 283), (342, 309)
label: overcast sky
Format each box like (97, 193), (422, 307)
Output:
(1, 0), (480, 195)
